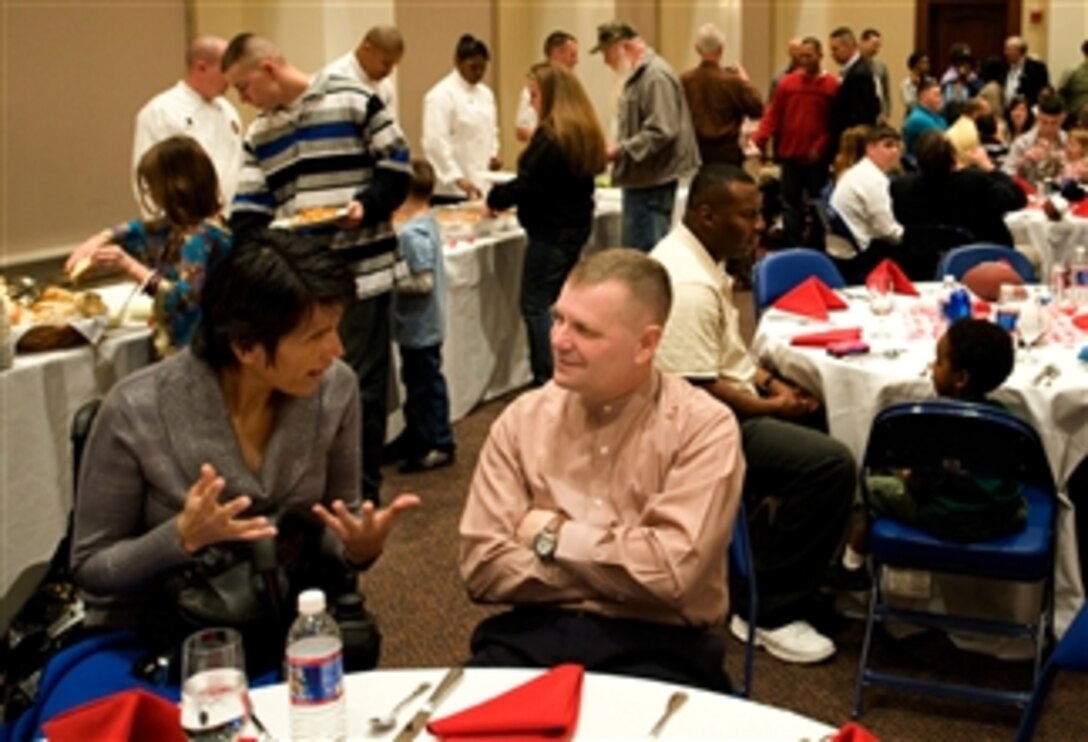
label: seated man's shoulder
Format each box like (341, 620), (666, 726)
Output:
(658, 372), (739, 435)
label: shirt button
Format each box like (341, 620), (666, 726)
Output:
(600, 445), (609, 455)
(593, 498), (603, 507)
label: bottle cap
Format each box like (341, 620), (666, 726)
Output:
(298, 589), (326, 615)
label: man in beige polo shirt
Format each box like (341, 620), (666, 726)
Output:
(651, 163), (855, 665)
(459, 248), (744, 691)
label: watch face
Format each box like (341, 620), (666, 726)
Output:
(534, 529), (557, 559)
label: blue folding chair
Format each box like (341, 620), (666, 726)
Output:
(753, 248), (846, 316)
(1015, 603), (1088, 741)
(852, 400), (1057, 717)
(935, 243), (1038, 283)
(728, 501), (758, 698)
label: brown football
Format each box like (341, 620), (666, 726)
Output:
(962, 261), (1024, 302)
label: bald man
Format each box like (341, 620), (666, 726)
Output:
(325, 25), (404, 119)
(132, 35), (242, 213)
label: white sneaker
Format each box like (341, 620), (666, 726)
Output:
(730, 615), (836, 664)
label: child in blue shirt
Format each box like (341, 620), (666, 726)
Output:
(390, 160), (455, 472)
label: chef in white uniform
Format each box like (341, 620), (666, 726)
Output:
(324, 25), (403, 120)
(422, 34), (501, 202)
(132, 35), (242, 215)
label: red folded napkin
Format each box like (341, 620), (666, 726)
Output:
(773, 276), (848, 321)
(865, 259), (918, 296)
(789, 327), (863, 347)
(1072, 313), (1088, 332)
(829, 721), (881, 741)
(1073, 199), (1088, 218)
(1013, 175), (1037, 196)
(42, 689), (185, 742)
(427, 664), (584, 741)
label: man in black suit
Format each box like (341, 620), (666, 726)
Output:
(828, 27), (881, 151)
(1004, 36), (1050, 106)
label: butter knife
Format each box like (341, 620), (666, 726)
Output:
(393, 666), (465, 742)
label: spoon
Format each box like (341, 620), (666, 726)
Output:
(648, 690), (688, 738)
(368, 681), (431, 733)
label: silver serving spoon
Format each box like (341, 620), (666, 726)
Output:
(648, 690), (688, 738)
(368, 681), (431, 733)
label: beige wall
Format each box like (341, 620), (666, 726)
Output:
(7, 1), (1081, 265)
(1, 2), (187, 265)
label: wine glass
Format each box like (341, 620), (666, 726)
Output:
(1017, 295), (1048, 365)
(180, 628), (251, 742)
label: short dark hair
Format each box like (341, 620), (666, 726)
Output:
(865, 124), (901, 145)
(915, 130), (956, 176)
(1037, 96), (1066, 117)
(687, 163), (756, 213)
(975, 112), (998, 139)
(917, 75), (940, 95)
(1082, 39), (1088, 57)
(192, 231), (355, 371)
(543, 30), (575, 58)
(860, 28), (881, 41)
(221, 32), (254, 72)
(830, 27), (856, 44)
(944, 318), (1014, 397)
(407, 158), (435, 200)
(907, 50), (927, 70)
(455, 34), (490, 62)
(801, 36), (822, 55)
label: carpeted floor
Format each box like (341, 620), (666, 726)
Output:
(364, 289), (1086, 741)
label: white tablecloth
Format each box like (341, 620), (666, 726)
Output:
(0, 326), (152, 623)
(1006, 208), (1088, 277)
(751, 284), (1088, 638)
(248, 666), (836, 740)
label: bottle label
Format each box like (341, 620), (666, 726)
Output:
(287, 649), (344, 706)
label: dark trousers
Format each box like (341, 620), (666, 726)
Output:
(520, 228), (590, 386)
(622, 181), (678, 252)
(468, 608), (730, 693)
(832, 239), (901, 285)
(735, 417), (855, 628)
(779, 161), (829, 249)
(340, 293), (391, 505)
(397, 344), (455, 458)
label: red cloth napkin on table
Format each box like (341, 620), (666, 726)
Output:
(42, 689), (186, 742)
(829, 721), (881, 741)
(427, 664), (584, 741)
(865, 259), (918, 296)
(789, 327), (863, 347)
(1072, 314), (1088, 332)
(773, 277), (848, 321)
(1012, 175), (1037, 197)
(1072, 199), (1088, 218)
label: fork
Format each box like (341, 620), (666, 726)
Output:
(1032, 363), (1059, 386)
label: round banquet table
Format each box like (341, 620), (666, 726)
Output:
(247, 666), (837, 740)
(1005, 207), (1088, 278)
(750, 283), (1088, 641)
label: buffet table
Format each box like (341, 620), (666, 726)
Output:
(0, 324), (153, 620)
(248, 666), (837, 740)
(751, 284), (1088, 638)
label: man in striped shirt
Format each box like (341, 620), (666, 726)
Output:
(224, 33), (411, 504)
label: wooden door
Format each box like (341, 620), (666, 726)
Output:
(915, 0), (1021, 75)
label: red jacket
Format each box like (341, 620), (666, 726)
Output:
(754, 69), (840, 163)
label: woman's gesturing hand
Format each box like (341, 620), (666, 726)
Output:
(176, 463), (278, 555)
(313, 494), (422, 566)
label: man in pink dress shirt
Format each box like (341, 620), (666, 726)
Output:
(459, 248), (745, 691)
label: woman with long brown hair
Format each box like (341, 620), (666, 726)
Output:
(487, 63), (607, 386)
(66, 135), (231, 357)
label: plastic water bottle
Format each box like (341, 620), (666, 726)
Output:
(939, 275), (970, 323)
(1071, 247), (1088, 306)
(286, 589), (346, 742)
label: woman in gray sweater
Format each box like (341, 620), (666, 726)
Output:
(70, 231), (419, 673)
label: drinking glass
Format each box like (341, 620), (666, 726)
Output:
(1017, 295), (1048, 364)
(180, 628), (251, 742)
(868, 275), (895, 340)
(995, 283), (1020, 334)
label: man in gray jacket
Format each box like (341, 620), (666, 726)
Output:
(594, 21), (700, 252)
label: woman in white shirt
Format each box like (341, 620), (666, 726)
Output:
(422, 34), (501, 202)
